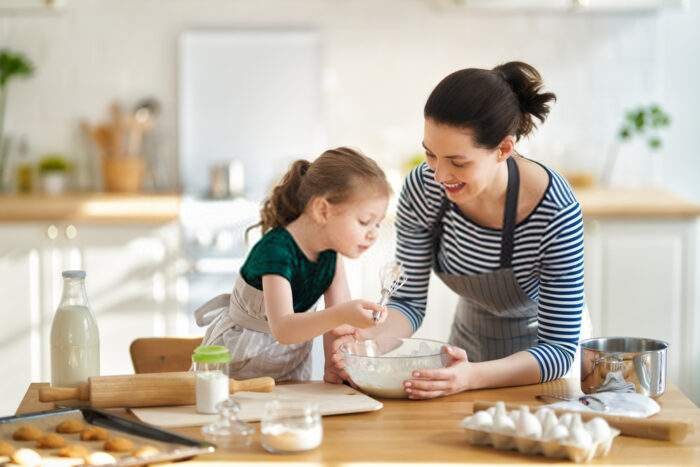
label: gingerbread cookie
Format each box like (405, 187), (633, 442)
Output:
(12, 425), (43, 441)
(103, 436), (134, 452)
(56, 444), (90, 458)
(80, 426), (109, 441)
(0, 440), (15, 456)
(56, 419), (85, 434)
(36, 433), (66, 449)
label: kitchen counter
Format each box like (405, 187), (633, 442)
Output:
(0, 188), (698, 223)
(0, 193), (180, 223)
(575, 187), (700, 219)
(16, 379), (700, 464)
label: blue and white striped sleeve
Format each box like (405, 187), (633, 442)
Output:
(527, 201), (585, 382)
(387, 167), (435, 332)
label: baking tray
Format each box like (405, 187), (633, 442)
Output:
(0, 407), (215, 466)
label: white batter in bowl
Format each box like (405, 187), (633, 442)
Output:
(341, 337), (450, 399)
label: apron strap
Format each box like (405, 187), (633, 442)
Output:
(431, 157), (521, 271)
(500, 157), (520, 269)
(194, 293), (231, 327)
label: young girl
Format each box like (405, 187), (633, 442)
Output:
(195, 147), (391, 381)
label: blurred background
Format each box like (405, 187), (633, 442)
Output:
(0, 0), (698, 414)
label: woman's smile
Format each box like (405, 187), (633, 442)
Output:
(443, 181), (466, 194)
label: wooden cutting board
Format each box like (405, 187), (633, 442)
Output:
(130, 382), (383, 428)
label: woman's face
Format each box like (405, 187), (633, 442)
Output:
(423, 119), (511, 204)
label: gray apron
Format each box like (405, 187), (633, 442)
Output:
(194, 276), (313, 382)
(435, 157), (539, 362)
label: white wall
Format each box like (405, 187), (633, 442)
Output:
(0, 0), (697, 197)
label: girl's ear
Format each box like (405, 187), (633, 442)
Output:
(309, 196), (331, 224)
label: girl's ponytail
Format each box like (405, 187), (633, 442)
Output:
(248, 159), (310, 236)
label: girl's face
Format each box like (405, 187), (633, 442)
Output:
(324, 192), (389, 258)
(423, 119), (513, 204)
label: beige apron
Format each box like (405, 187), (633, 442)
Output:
(194, 276), (314, 382)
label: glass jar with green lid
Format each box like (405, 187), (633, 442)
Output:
(193, 345), (231, 414)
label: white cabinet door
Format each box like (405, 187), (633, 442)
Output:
(69, 223), (181, 376)
(0, 222), (182, 415)
(0, 224), (43, 415)
(584, 219), (698, 402)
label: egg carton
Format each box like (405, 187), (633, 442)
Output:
(461, 424), (620, 463)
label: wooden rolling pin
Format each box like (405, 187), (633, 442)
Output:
(39, 372), (275, 408)
(473, 400), (694, 443)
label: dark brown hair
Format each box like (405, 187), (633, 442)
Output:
(251, 147), (391, 235)
(424, 61), (556, 148)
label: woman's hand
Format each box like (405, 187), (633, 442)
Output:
(403, 345), (473, 399)
(323, 324), (360, 385)
(337, 300), (387, 328)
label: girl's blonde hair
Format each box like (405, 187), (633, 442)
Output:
(252, 147), (391, 235)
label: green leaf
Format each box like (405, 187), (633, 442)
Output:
(619, 127), (632, 140)
(0, 49), (34, 88)
(648, 137), (662, 151)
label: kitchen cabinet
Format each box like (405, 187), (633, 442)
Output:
(0, 222), (181, 415)
(432, 0), (688, 12)
(584, 218), (700, 404)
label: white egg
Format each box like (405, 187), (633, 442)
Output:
(567, 414), (593, 449)
(544, 423), (570, 441)
(508, 410), (520, 424)
(469, 410), (494, 429)
(558, 412), (574, 429)
(493, 412), (516, 434)
(535, 407), (554, 425)
(494, 401), (507, 416)
(542, 411), (559, 434)
(586, 417), (612, 443)
(516, 407), (543, 438)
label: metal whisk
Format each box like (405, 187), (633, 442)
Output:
(372, 261), (407, 322)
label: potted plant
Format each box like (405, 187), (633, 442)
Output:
(38, 154), (71, 194)
(0, 49), (34, 191)
(601, 104), (671, 187)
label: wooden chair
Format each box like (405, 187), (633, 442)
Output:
(129, 337), (203, 374)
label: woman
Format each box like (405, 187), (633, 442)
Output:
(326, 61), (587, 398)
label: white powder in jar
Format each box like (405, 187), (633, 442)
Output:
(195, 370), (229, 414)
(261, 423), (323, 452)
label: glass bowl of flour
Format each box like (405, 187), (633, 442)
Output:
(340, 337), (450, 399)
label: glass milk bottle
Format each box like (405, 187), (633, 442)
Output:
(50, 270), (100, 387)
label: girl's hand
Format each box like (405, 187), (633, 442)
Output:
(403, 345), (472, 399)
(338, 300), (387, 328)
(323, 324), (361, 385)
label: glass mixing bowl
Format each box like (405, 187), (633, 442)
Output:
(340, 337), (450, 399)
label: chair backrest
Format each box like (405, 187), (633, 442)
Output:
(130, 337), (203, 374)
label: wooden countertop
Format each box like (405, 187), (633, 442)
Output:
(0, 193), (180, 223)
(0, 188), (698, 223)
(575, 187), (700, 219)
(15, 379), (700, 465)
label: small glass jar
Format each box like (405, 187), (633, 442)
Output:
(261, 400), (322, 453)
(192, 345), (231, 414)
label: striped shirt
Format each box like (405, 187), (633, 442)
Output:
(388, 161), (584, 382)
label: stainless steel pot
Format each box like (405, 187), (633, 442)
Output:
(580, 337), (668, 398)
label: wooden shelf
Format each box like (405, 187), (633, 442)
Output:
(0, 193), (181, 223)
